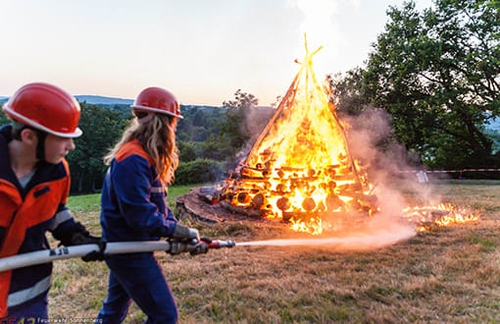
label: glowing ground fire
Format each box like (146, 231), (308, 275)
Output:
(401, 203), (480, 232)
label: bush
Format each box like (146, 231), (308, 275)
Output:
(174, 158), (224, 185)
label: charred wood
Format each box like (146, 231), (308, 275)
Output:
(251, 194), (264, 208)
(277, 197), (291, 211)
(302, 197), (316, 211)
(219, 201), (266, 218)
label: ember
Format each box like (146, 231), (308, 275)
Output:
(219, 38), (378, 234)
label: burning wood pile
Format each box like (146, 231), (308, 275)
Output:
(179, 39), (479, 235)
(217, 42), (378, 235)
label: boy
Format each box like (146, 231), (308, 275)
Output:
(0, 83), (105, 320)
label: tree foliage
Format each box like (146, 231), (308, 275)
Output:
(332, 0), (500, 169)
(0, 107), (7, 126)
(176, 106), (225, 142)
(66, 103), (130, 192)
(220, 89), (259, 152)
(175, 158), (224, 185)
(328, 69), (371, 116)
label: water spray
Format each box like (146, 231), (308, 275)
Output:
(0, 225), (416, 273)
(237, 227), (415, 247)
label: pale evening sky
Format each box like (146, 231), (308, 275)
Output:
(0, 0), (433, 106)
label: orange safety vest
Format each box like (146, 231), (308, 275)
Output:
(0, 159), (70, 316)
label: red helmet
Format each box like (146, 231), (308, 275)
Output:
(131, 87), (183, 119)
(3, 82), (82, 138)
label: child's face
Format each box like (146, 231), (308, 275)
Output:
(44, 134), (75, 164)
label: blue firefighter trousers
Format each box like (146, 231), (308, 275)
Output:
(96, 254), (178, 324)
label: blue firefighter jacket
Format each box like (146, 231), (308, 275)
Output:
(0, 125), (82, 316)
(100, 139), (178, 245)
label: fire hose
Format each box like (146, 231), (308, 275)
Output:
(0, 239), (235, 273)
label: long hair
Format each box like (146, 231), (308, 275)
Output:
(104, 113), (179, 186)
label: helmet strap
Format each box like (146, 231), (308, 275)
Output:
(35, 130), (47, 161)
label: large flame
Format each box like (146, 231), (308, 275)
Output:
(220, 38), (377, 234)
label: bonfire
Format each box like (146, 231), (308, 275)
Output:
(217, 38), (478, 235)
(219, 39), (377, 235)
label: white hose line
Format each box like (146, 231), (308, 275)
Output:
(0, 241), (173, 272)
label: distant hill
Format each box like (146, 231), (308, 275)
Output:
(74, 96), (224, 112)
(75, 95), (134, 105)
(182, 104), (221, 111)
(0, 94), (263, 112)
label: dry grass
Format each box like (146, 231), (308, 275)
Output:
(49, 180), (500, 322)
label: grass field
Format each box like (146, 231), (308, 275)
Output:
(48, 180), (500, 322)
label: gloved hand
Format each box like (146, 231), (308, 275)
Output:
(60, 222), (107, 262)
(168, 241), (188, 255)
(171, 223), (200, 242)
(189, 241), (209, 255)
(200, 236), (212, 244)
(77, 235), (107, 262)
(167, 240), (209, 256)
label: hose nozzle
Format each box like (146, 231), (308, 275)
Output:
(208, 240), (235, 249)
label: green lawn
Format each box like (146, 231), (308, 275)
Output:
(67, 183), (202, 214)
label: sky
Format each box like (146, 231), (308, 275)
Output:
(0, 0), (433, 106)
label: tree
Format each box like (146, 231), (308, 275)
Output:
(66, 103), (130, 192)
(220, 89), (259, 153)
(327, 69), (371, 116)
(177, 140), (199, 162)
(362, 0), (500, 169)
(174, 158), (224, 185)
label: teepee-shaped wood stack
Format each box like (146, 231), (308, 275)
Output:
(220, 38), (378, 234)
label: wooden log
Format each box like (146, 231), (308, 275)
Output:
(325, 195), (345, 210)
(242, 165), (262, 171)
(237, 192), (250, 204)
(196, 186), (222, 204)
(331, 174), (354, 181)
(218, 201), (266, 218)
(277, 197), (291, 211)
(302, 197), (316, 211)
(276, 183), (286, 193)
(241, 176), (267, 181)
(279, 166), (304, 171)
(251, 194), (264, 208)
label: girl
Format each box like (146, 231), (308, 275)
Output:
(97, 87), (204, 323)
